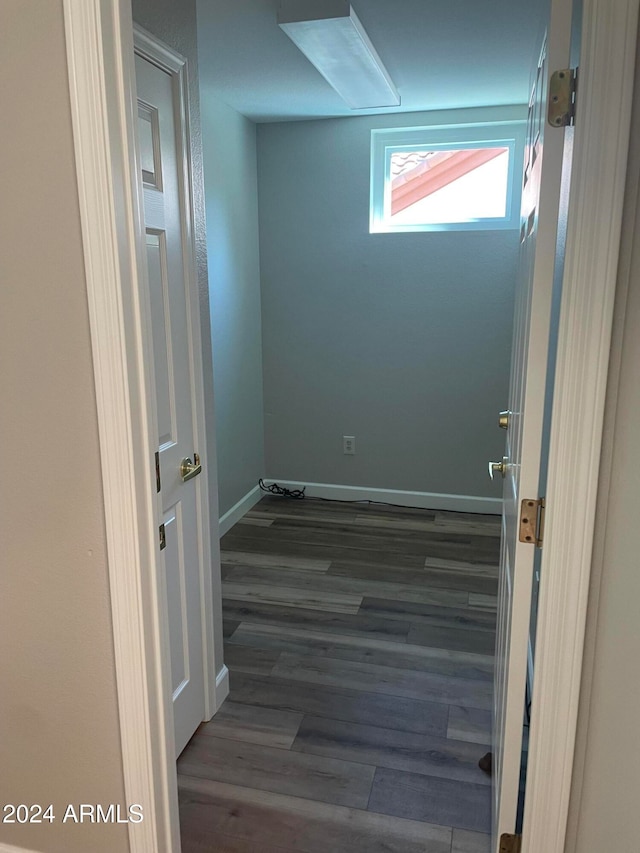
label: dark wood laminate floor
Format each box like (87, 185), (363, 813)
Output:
(178, 497), (499, 853)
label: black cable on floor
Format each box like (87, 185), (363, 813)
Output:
(258, 479), (306, 499)
(313, 495), (431, 510)
(258, 481), (435, 512)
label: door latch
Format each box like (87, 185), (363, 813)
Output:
(180, 452), (202, 482)
(489, 457), (508, 480)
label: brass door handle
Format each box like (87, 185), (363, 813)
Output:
(489, 457), (508, 480)
(180, 454), (202, 482)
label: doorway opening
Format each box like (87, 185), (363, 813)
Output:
(62, 0), (637, 850)
(135, 3), (553, 852)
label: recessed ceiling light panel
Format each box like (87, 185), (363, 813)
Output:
(278, 0), (400, 109)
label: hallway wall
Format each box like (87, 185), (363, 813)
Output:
(0, 3), (128, 850)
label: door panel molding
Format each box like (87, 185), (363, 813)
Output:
(133, 22), (226, 729)
(522, 1), (638, 851)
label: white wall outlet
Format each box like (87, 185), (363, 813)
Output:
(343, 435), (356, 455)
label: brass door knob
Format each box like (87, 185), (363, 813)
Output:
(488, 457), (508, 480)
(499, 410), (510, 430)
(180, 453), (202, 482)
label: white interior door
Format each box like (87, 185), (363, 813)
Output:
(135, 48), (206, 758)
(493, 0), (574, 846)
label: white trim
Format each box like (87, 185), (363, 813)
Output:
(0, 844), (42, 853)
(215, 664), (230, 710)
(266, 480), (502, 514)
(219, 485), (264, 536)
(134, 23), (183, 71)
(63, 1), (179, 851)
(370, 120), (526, 234)
(521, 1), (638, 852)
(563, 30), (640, 852)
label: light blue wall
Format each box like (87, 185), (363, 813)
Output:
(257, 107), (523, 499)
(199, 91), (265, 516)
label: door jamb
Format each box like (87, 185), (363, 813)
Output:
(63, 1), (225, 850)
(520, 1), (638, 850)
(62, 0), (637, 851)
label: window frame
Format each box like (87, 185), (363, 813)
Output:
(370, 121), (526, 234)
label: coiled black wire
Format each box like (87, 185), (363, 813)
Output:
(258, 479), (306, 500)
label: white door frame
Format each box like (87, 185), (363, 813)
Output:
(63, 1), (226, 850)
(521, 1), (638, 849)
(60, 1), (637, 852)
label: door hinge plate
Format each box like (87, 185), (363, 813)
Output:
(548, 67), (577, 127)
(519, 497), (546, 548)
(159, 522), (166, 551)
(155, 451), (161, 493)
(500, 834), (522, 853)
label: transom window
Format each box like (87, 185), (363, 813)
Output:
(370, 122), (525, 233)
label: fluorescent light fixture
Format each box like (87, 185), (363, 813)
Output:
(278, 0), (400, 109)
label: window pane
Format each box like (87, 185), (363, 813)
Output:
(389, 147), (509, 225)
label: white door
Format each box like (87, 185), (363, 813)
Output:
(135, 48), (207, 757)
(493, 0), (574, 846)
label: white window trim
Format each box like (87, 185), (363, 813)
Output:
(370, 121), (526, 233)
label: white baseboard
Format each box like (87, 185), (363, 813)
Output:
(214, 664), (229, 713)
(265, 479), (502, 515)
(0, 844), (42, 853)
(219, 485), (263, 536)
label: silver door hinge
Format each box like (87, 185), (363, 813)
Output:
(159, 523), (166, 551)
(548, 68), (578, 127)
(500, 834), (522, 853)
(519, 497), (546, 548)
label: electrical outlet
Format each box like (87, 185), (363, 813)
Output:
(343, 435), (355, 455)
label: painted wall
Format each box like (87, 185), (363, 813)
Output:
(565, 37), (640, 852)
(258, 108), (522, 500)
(0, 2), (128, 850)
(133, 0), (225, 677)
(196, 34), (265, 518)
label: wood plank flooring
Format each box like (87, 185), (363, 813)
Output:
(178, 496), (499, 853)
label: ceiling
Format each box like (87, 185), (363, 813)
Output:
(195, 0), (549, 123)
